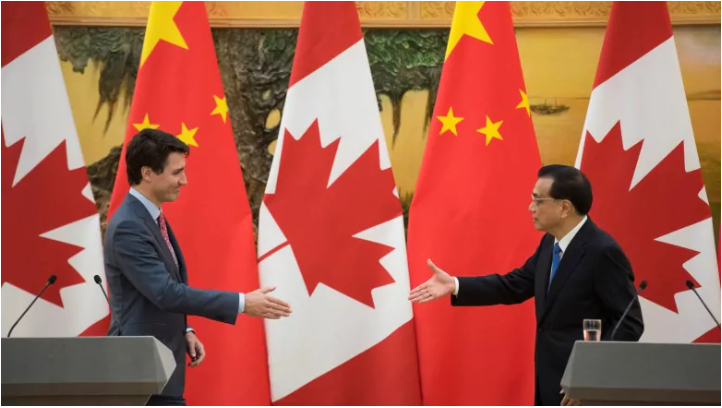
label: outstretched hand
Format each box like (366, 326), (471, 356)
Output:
(408, 259), (456, 303)
(245, 286), (292, 319)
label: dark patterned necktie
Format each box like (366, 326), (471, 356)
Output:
(157, 212), (178, 268)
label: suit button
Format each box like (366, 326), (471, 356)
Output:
(538, 328), (544, 333)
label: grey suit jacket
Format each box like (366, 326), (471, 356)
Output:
(104, 193), (239, 399)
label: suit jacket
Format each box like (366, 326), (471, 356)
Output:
(104, 193), (239, 399)
(452, 218), (644, 406)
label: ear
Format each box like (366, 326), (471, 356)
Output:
(560, 200), (574, 218)
(141, 166), (154, 182)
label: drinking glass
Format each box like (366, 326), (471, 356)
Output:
(583, 319), (601, 341)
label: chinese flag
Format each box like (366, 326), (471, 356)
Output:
(407, 2), (541, 405)
(108, 2), (270, 405)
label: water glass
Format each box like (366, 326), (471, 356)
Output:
(583, 319), (601, 341)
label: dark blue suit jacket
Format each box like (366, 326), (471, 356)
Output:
(452, 218), (644, 405)
(104, 193), (239, 400)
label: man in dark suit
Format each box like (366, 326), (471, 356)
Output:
(409, 165), (644, 406)
(104, 129), (292, 406)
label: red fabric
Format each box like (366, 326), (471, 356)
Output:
(288, 1), (362, 87)
(593, 1), (672, 87)
(1, 1), (52, 67)
(407, 2), (541, 404)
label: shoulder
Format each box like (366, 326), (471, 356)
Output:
(105, 204), (146, 241)
(585, 220), (627, 260)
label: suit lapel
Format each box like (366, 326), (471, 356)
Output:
(126, 195), (182, 282)
(538, 219), (595, 324)
(535, 235), (554, 306)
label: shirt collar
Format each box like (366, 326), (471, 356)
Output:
(555, 215), (588, 253)
(129, 187), (162, 223)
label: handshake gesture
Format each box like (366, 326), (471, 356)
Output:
(246, 258), (452, 319)
(408, 259), (456, 303)
(245, 286), (292, 319)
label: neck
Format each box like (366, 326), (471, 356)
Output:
(548, 215), (584, 242)
(133, 185), (162, 208)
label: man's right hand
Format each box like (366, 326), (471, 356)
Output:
(408, 259), (456, 303)
(244, 287), (292, 319)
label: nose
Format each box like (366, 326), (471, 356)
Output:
(179, 174), (188, 186)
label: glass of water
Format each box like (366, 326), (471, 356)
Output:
(583, 319), (602, 341)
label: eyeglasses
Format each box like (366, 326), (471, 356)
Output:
(530, 194), (557, 205)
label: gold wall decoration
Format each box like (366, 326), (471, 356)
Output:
(46, 1), (720, 28)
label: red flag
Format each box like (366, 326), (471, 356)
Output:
(108, 1), (270, 404)
(257, 2), (421, 404)
(577, 1), (720, 343)
(407, 1), (540, 405)
(2, 2), (108, 337)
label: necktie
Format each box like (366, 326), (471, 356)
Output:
(157, 212), (179, 268)
(548, 243), (562, 291)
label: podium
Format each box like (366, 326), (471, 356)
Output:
(1, 336), (175, 405)
(560, 341), (721, 405)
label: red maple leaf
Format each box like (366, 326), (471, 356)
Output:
(263, 120), (400, 308)
(2, 127), (95, 307)
(580, 122), (710, 312)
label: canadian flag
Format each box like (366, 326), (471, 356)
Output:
(1, 2), (108, 337)
(257, 2), (421, 404)
(576, 1), (720, 343)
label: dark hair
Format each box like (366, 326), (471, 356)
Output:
(538, 165), (593, 215)
(125, 129), (190, 185)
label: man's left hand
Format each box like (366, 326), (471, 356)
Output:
(186, 331), (205, 367)
(561, 394), (580, 406)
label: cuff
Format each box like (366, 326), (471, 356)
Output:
(453, 277), (459, 296)
(238, 293), (246, 314)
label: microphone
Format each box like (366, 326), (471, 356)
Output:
(610, 280), (647, 341)
(93, 275), (111, 305)
(7, 275), (57, 337)
(94, 275), (120, 335)
(686, 280), (720, 328)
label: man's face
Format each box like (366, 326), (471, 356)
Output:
(146, 152), (187, 203)
(529, 177), (562, 232)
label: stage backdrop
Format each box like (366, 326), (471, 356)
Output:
(48, 2), (720, 246)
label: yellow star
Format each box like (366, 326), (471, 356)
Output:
(477, 116), (503, 146)
(437, 107), (464, 136)
(177, 123), (199, 147)
(133, 114), (160, 132)
(140, 1), (188, 67)
(445, 1), (493, 60)
(211, 95), (229, 123)
(516, 89), (531, 117)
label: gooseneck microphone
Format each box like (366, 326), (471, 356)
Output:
(94, 275), (120, 335)
(685, 280), (720, 328)
(7, 275), (57, 337)
(93, 275), (111, 305)
(610, 280), (647, 341)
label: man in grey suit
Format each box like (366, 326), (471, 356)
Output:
(104, 129), (292, 406)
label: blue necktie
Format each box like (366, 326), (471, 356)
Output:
(548, 243), (562, 291)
